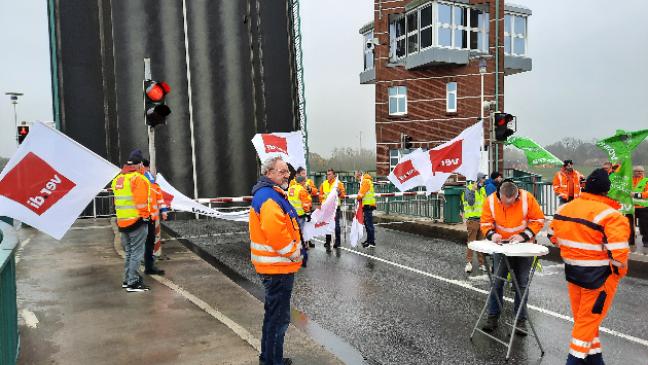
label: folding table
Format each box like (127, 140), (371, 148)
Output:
(468, 240), (549, 360)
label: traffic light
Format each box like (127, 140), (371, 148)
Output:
(494, 112), (515, 141)
(17, 125), (29, 144)
(404, 135), (413, 149)
(144, 80), (171, 127)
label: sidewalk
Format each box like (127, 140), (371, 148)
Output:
(15, 218), (342, 365)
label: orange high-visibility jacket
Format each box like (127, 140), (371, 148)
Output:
(290, 178), (319, 197)
(288, 183), (312, 215)
(149, 183), (168, 221)
(632, 176), (648, 208)
(249, 179), (302, 274)
(357, 174), (376, 207)
(112, 165), (150, 228)
(550, 192), (630, 287)
(553, 168), (583, 200)
(480, 189), (545, 241)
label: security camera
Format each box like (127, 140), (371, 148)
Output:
(366, 41), (374, 49)
(366, 37), (380, 49)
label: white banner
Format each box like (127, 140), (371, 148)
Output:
(349, 201), (364, 248)
(251, 131), (306, 170)
(387, 148), (430, 192)
(302, 179), (338, 241)
(156, 174), (248, 222)
(0, 122), (120, 240)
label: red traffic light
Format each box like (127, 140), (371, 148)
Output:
(145, 81), (171, 102)
(494, 113), (515, 141)
(17, 125), (30, 144)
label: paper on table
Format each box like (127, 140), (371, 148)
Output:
(468, 240), (549, 257)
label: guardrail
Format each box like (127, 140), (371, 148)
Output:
(0, 220), (20, 365)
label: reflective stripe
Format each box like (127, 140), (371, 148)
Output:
(496, 223), (527, 233)
(480, 223), (492, 227)
(592, 337), (600, 344)
(521, 191), (528, 218)
(277, 241), (298, 255)
(569, 349), (587, 359)
(136, 204), (148, 209)
(593, 208), (617, 224)
(250, 254), (295, 264)
(250, 241), (275, 252)
(557, 239), (604, 251)
(588, 348), (602, 355)
(563, 258), (610, 267)
(288, 247), (302, 261)
(118, 196), (134, 201)
(115, 204), (136, 209)
(571, 338), (592, 348)
(604, 242), (630, 250)
(488, 194), (495, 218)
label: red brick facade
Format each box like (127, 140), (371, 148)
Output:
(368, 0), (506, 175)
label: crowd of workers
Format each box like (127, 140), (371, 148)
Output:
(111, 149), (645, 365)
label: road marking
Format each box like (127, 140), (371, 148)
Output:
(14, 235), (34, 265)
(313, 239), (648, 348)
(20, 309), (39, 329)
(69, 225), (112, 230)
(111, 226), (260, 352)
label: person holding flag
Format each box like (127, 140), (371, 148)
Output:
(319, 169), (346, 252)
(632, 166), (648, 249)
(553, 160), (584, 205)
(290, 167), (319, 204)
(355, 170), (376, 248)
(111, 149), (151, 292)
(142, 158), (167, 275)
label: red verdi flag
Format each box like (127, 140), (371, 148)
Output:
(0, 122), (120, 239)
(251, 132), (306, 170)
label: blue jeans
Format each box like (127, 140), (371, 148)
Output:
(120, 223), (147, 285)
(488, 254), (533, 320)
(260, 273), (294, 365)
(363, 205), (375, 244)
(325, 208), (341, 246)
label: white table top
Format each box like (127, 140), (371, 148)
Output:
(468, 240), (549, 257)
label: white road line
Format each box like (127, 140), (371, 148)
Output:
(20, 309), (39, 329)
(69, 226), (112, 230)
(313, 239), (648, 348)
(112, 227), (260, 352)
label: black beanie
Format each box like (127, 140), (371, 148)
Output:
(584, 168), (611, 194)
(127, 149), (144, 165)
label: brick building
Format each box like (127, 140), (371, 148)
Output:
(359, 0), (532, 175)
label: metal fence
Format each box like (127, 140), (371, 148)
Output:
(0, 221), (20, 365)
(78, 190), (115, 219)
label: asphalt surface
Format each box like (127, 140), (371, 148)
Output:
(165, 219), (648, 365)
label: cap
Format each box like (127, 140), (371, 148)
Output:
(584, 168), (611, 194)
(127, 149), (144, 165)
(477, 172), (487, 180)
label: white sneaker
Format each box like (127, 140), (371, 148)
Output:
(464, 262), (473, 273)
(479, 264), (487, 272)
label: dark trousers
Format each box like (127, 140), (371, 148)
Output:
(626, 214), (636, 246)
(488, 254), (533, 320)
(260, 273), (294, 365)
(637, 208), (648, 245)
(325, 208), (342, 246)
(363, 205), (375, 244)
(144, 220), (156, 271)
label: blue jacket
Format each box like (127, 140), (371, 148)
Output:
(484, 179), (498, 196)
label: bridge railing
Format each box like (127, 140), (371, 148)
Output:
(0, 220), (20, 365)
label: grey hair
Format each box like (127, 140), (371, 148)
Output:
(500, 181), (518, 198)
(634, 165), (645, 172)
(261, 156), (284, 175)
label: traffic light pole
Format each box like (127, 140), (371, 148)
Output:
(144, 58), (157, 175)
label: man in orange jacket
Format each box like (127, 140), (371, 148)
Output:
(249, 156), (301, 365)
(553, 159), (584, 205)
(480, 180), (545, 334)
(550, 168), (630, 365)
(289, 167), (319, 202)
(111, 149), (151, 292)
(356, 170), (377, 248)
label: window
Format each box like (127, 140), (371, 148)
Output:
(390, 15), (406, 60)
(446, 82), (457, 112)
(390, 149), (401, 172)
(388, 86), (407, 116)
(437, 4), (452, 47)
(407, 11), (419, 54)
(504, 14), (527, 56)
(420, 5), (433, 49)
(470, 9), (489, 52)
(363, 31), (374, 70)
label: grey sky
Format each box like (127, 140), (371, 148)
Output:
(2, 1), (647, 158)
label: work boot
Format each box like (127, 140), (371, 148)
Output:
(259, 358), (292, 365)
(482, 315), (499, 332)
(333, 241), (341, 249)
(145, 267), (165, 275)
(515, 319), (528, 337)
(362, 241), (370, 248)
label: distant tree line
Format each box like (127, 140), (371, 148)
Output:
(309, 147), (376, 173)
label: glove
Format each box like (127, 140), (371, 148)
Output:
(305, 214), (311, 222)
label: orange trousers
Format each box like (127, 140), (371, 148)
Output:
(566, 274), (619, 364)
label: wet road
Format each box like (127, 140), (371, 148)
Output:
(166, 219), (648, 365)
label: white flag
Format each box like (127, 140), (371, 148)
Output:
(348, 201), (364, 248)
(156, 174), (248, 222)
(387, 148), (430, 192)
(0, 122), (120, 239)
(302, 179), (338, 241)
(251, 132), (306, 170)
(423, 121), (484, 194)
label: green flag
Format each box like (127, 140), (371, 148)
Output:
(506, 136), (563, 166)
(596, 129), (648, 214)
